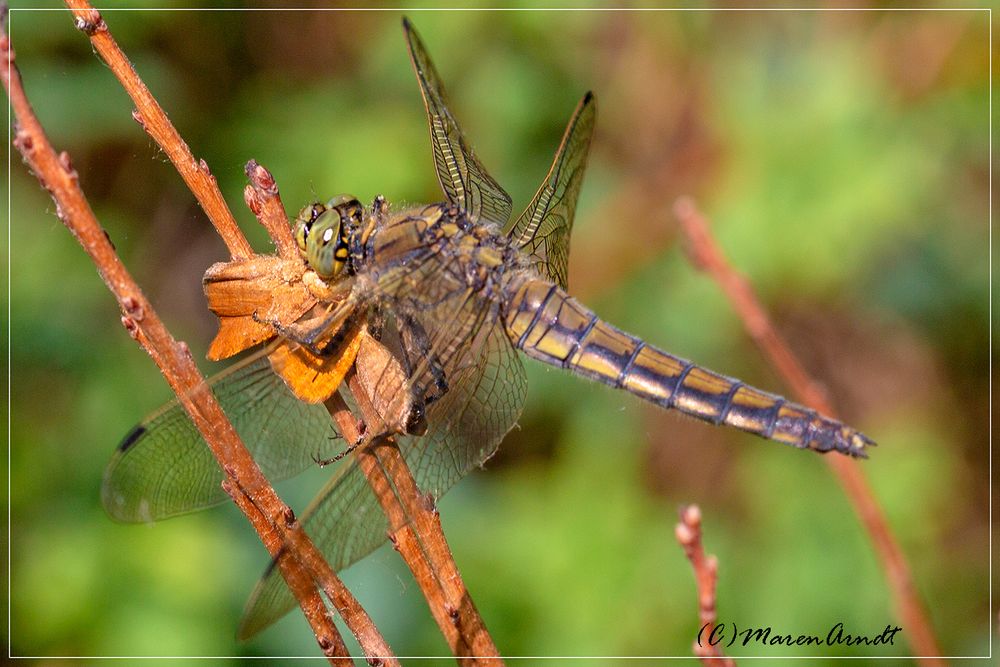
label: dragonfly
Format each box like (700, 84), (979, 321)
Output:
(102, 18), (875, 638)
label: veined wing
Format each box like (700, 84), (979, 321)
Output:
(505, 92), (596, 289)
(239, 321), (527, 638)
(403, 18), (513, 226)
(102, 356), (342, 522)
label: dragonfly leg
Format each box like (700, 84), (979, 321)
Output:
(312, 440), (363, 467)
(352, 194), (387, 259)
(253, 301), (357, 358)
(252, 312), (327, 357)
(399, 313), (449, 405)
(311, 411), (370, 467)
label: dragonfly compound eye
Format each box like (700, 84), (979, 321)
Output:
(324, 195), (362, 229)
(293, 202), (327, 254)
(304, 208), (350, 280)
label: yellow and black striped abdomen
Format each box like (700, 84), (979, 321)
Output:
(503, 277), (873, 458)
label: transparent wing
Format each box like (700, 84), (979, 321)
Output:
(403, 18), (513, 226)
(401, 319), (526, 497)
(102, 356), (342, 522)
(505, 92), (596, 289)
(238, 278), (527, 637)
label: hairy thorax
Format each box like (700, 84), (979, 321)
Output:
(359, 203), (526, 305)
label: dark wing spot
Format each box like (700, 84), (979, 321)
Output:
(117, 424), (147, 452)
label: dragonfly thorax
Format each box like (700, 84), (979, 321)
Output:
(293, 195), (362, 279)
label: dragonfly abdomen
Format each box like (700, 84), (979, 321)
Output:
(503, 277), (872, 458)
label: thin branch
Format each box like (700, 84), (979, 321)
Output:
(2, 22), (347, 664)
(63, 0), (254, 260)
(220, 478), (349, 661)
(5, 11), (397, 664)
(220, 465), (397, 665)
(675, 505), (735, 667)
(242, 485), (397, 667)
(673, 197), (944, 663)
(372, 442), (498, 661)
(244, 160), (299, 260)
(326, 378), (502, 666)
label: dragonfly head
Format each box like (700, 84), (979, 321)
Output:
(293, 195), (363, 279)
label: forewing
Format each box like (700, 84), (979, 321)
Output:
(102, 356), (342, 522)
(505, 92), (596, 289)
(238, 291), (527, 637)
(403, 18), (513, 226)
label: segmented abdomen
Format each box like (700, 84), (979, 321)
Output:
(503, 277), (872, 457)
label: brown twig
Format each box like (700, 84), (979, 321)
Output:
(326, 377), (502, 665)
(372, 442), (498, 661)
(6, 8), (398, 663)
(1, 19), (349, 664)
(63, 0), (254, 260)
(244, 160), (299, 260)
(220, 478), (349, 661)
(675, 505), (735, 667)
(255, 501), (397, 666)
(673, 197), (944, 663)
(220, 467), (397, 665)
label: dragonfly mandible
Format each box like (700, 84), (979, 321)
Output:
(101, 18), (875, 638)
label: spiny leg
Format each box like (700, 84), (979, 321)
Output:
(254, 299), (358, 357)
(399, 311), (450, 405)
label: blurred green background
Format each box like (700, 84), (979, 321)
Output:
(7, 2), (991, 662)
